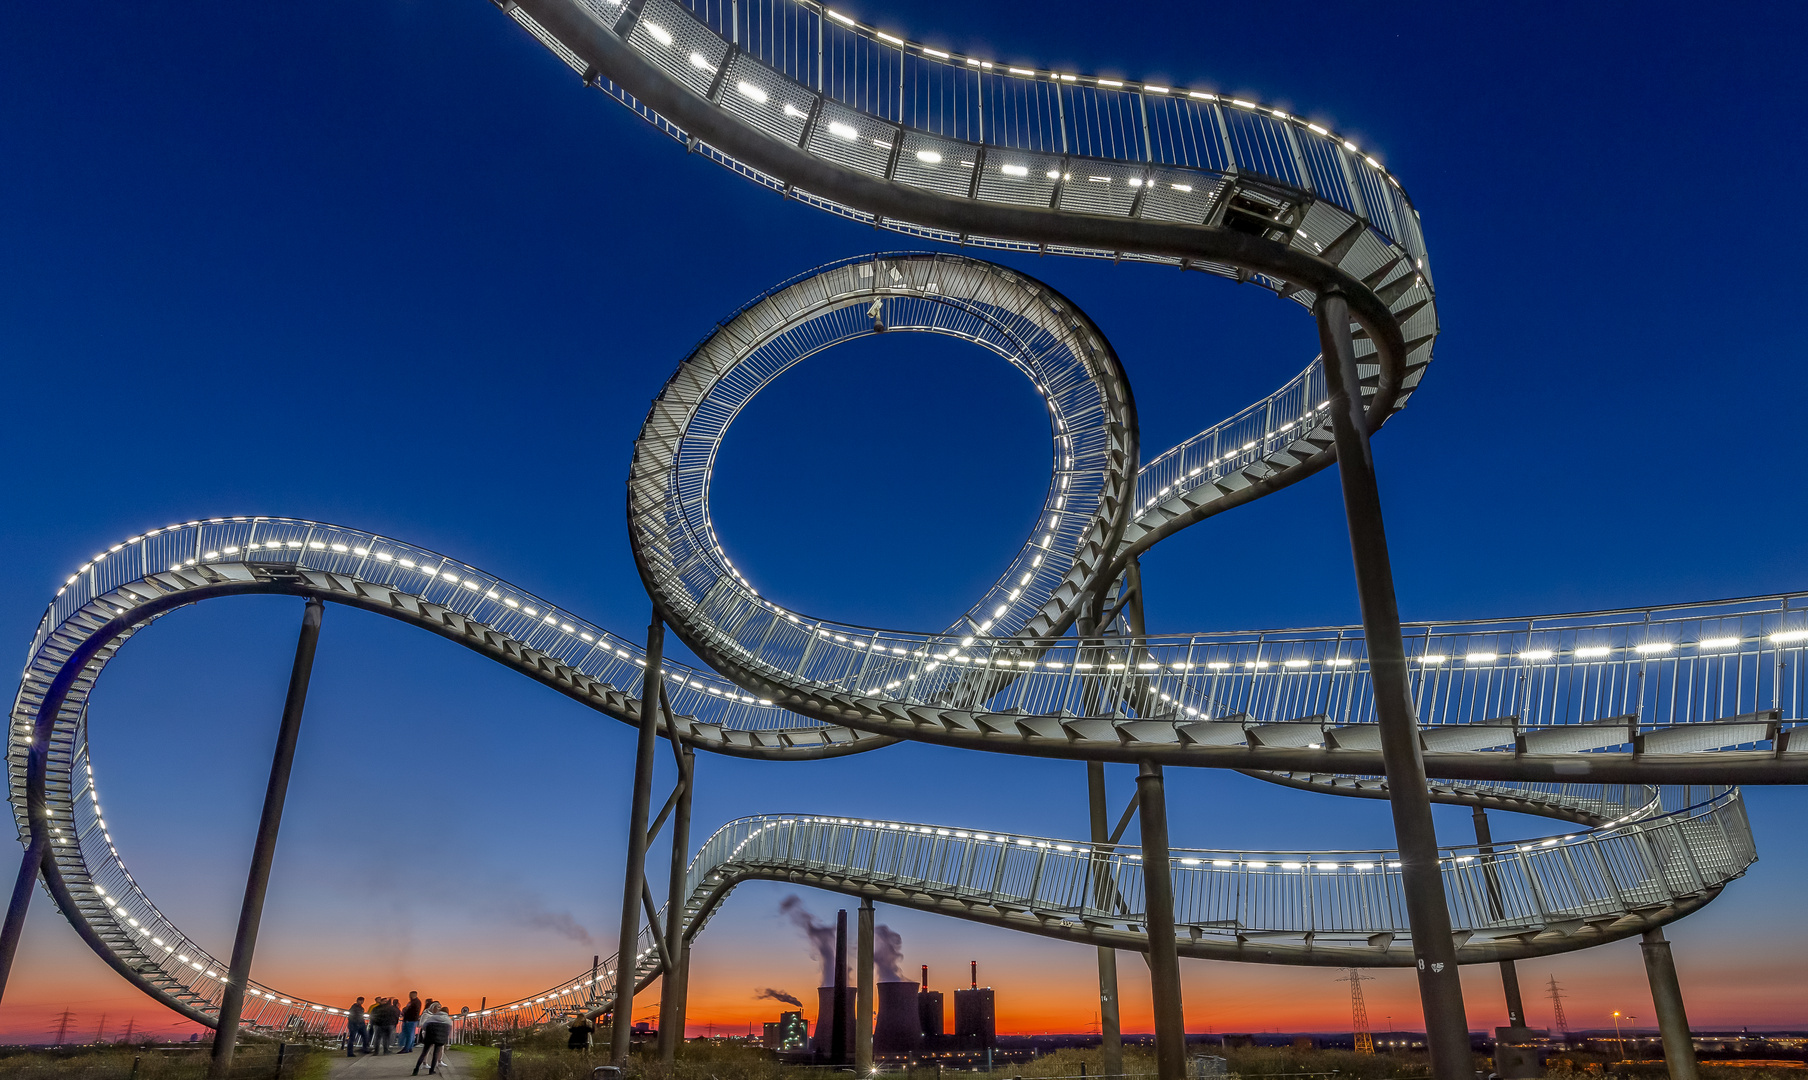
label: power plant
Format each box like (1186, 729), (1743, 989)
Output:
(917, 965), (944, 1039)
(789, 954), (996, 1065)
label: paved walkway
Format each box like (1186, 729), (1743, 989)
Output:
(328, 1044), (465, 1080)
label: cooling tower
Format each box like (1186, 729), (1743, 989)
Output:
(875, 981), (923, 1053)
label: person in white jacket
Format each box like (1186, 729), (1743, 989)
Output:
(413, 1002), (453, 1075)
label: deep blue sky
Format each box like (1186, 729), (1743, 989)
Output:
(1, 0), (1805, 1040)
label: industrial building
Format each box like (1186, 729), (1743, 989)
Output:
(761, 1011), (807, 1052)
(954, 961), (997, 1050)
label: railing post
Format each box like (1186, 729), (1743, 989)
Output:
(212, 598), (324, 1078)
(1316, 288), (1471, 1079)
(1135, 762), (1185, 1080)
(1641, 928), (1699, 1080)
(1086, 762), (1123, 1079)
(611, 611), (666, 1067)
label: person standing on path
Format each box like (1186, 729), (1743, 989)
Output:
(346, 997), (369, 1057)
(399, 991), (423, 1052)
(566, 1013), (595, 1053)
(371, 996), (402, 1054)
(413, 1000), (452, 1076)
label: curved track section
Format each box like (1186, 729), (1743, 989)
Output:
(8, 516), (918, 1032)
(10, 515), (1780, 1033)
(463, 790), (1757, 1032)
(501, 0), (1437, 545)
(5, 0), (1799, 1040)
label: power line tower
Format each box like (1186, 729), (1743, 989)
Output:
(1337, 969), (1376, 1054)
(1546, 976), (1569, 1035)
(122, 1018), (135, 1043)
(52, 1009), (75, 1045)
(95, 1013), (107, 1042)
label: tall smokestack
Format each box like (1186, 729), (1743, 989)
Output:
(831, 911), (849, 1064)
(921, 965), (928, 992)
(970, 960), (977, 989)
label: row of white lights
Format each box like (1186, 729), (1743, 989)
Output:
(1413, 632), (1808, 663)
(646, 0), (1402, 191)
(681, 298), (1088, 643)
(50, 519), (773, 709)
(612, 3), (1411, 246)
(68, 761), (352, 1017)
(781, 817), (1596, 874)
(1141, 404), (1333, 513)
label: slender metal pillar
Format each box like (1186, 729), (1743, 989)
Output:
(0, 831), (49, 1005)
(1086, 762), (1123, 1077)
(1317, 289), (1470, 1078)
(211, 598), (324, 1077)
(1469, 808), (1525, 1026)
(856, 898), (874, 1074)
(1641, 928), (1699, 1080)
(611, 612), (666, 1066)
(657, 745), (695, 1062)
(1135, 762), (1185, 1080)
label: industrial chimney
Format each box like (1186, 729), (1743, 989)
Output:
(970, 960), (977, 989)
(918, 967), (944, 1040)
(830, 910), (849, 1064)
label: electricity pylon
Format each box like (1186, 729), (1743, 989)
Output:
(1338, 969), (1376, 1054)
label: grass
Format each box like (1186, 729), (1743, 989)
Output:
(449, 1033), (1808, 1080)
(0, 1043), (330, 1080)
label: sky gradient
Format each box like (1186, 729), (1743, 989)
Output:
(2, 0), (1807, 1046)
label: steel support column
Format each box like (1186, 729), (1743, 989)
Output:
(0, 832), (48, 1005)
(1470, 808), (1525, 1026)
(611, 611), (666, 1066)
(1316, 288), (1470, 1078)
(1087, 762), (1123, 1078)
(657, 744), (695, 1062)
(1135, 761), (1185, 1080)
(856, 898), (874, 1074)
(1641, 928), (1699, 1080)
(211, 598), (323, 1077)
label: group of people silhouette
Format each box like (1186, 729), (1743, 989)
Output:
(345, 991), (454, 1074)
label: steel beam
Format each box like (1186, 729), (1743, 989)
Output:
(1641, 928), (1699, 1080)
(856, 898), (874, 1074)
(1470, 808), (1525, 1026)
(611, 611), (666, 1066)
(1087, 762), (1123, 1079)
(211, 598), (323, 1078)
(1316, 288), (1471, 1079)
(657, 745), (695, 1062)
(1135, 762), (1185, 1080)
(0, 832), (48, 1006)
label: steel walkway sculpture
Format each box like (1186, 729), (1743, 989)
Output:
(6, 2), (1804, 1079)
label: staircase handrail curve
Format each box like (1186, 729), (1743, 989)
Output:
(478, 787), (1754, 1023)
